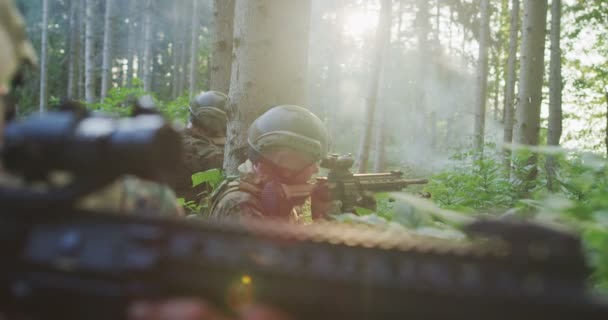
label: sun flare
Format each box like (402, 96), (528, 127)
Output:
(342, 9), (378, 39)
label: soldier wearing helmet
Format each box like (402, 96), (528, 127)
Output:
(169, 91), (227, 203)
(207, 105), (333, 222)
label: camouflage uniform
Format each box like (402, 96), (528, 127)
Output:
(207, 160), (300, 222)
(170, 128), (224, 201)
(78, 176), (184, 217)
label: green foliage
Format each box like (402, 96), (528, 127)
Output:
(188, 169), (226, 216)
(419, 145), (608, 290)
(191, 169), (224, 189)
(424, 146), (515, 211)
(86, 80), (189, 123)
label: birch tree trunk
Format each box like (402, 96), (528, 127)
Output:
(513, 0), (548, 195)
(546, 0), (562, 192)
(39, 0), (49, 112)
(67, 0), (81, 99)
(189, 0), (200, 99)
(355, 0), (392, 173)
(100, 0), (114, 100)
(502, 0), (520, 170)
(210, 0), (235, 93)
(84, 0), (96, 103)
(473, 0), (491, 152)
(142, 0), (153, 92)
(223, 0), (312, 174)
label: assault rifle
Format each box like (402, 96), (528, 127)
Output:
(316, 154), (428, 212)
(1, 113), (608, 319)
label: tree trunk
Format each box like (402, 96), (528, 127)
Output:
(513, 0), (548, 195)
(78, 0), (86, 99)
(178, 38), (188, 96)
(84, 0), (96, 103)
(502, 0), (520, 170)
(39, 0), (49, 112)
(67, 0), (81, 99)
(142, 0), (153, 92)
(210, 0), (235, 93)
(189, 0), (200, 99)
(223, 0), (312, 174)
(126, 0), (136, 87)
(473, 0), (491, 152)
(546, 0), (562, 192)
(100, 0), (114, 100)
(355, 0), (392, 173)
(373, 101), (387, 172)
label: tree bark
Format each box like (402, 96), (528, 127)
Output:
(67, 0), (81, 99)
(473, 0), (491, 152)
(39, 0), (49, 112)
(210, 0), (235, 93)
(223, 0), (312, 174)
(502, 0), (520, 170)
(142, 0), (153, 92)
(189, 0), (200, 99)
(355, 0), (392, 173)
(126, 0), (136, 87)
(100, 0), (114, 100)
(84, 0), (96, 103)
(513, 0), (548, 195)
(546, 0), (562, 192)
(77, 0), (86, 99)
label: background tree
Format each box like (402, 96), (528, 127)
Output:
(84, 0), (96, 103)
(502, 0), (520, 170)
(223, 0), (312, 174)
(355, 0), (392, 173)
(473, 0), (491, 152)
(546, 0), (563, 191)
(189, 0), (200, 98)
(210, 0), (235, 94)
(100, 0), (114, 100)
(38, 0), (48, 111)
(512, 0), (548, 195)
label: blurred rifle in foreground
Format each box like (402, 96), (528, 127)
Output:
(1, 113), (608, 319)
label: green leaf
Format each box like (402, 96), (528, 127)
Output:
(192, 169), (223, 188)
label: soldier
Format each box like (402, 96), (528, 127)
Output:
(170, 91), (227, 202)
(208, 105), (333, 222)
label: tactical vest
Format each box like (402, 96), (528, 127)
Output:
(207, 176), (301, 222)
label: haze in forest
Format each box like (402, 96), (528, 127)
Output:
(13, 0), (608, 174)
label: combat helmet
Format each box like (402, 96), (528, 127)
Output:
(248, 105), (330, 170)
(188, 91), (228, 137)
(0, 0), (37, 93)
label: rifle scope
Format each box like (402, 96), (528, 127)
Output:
(2, 112), (181, 181)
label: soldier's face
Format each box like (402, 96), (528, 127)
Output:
(260, 149), (320, 184)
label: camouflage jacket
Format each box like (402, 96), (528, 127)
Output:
(169, 128), (224, 201)
(78, 176), (184, 217)
(207, 160), (300, 222)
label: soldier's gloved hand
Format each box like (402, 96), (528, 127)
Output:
(311, 181), (332, 220)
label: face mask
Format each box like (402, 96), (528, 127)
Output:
(260, 180), (315, 219)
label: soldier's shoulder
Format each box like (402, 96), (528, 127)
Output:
(209, 179), (264, 219)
